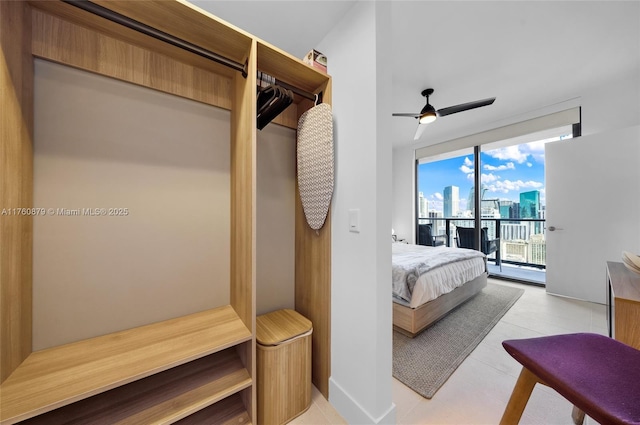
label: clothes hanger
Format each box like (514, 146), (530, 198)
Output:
(257, 85), (293, 130)
(257, 85), (277, 117)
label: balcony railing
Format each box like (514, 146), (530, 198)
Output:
(417, 217), (547, 284)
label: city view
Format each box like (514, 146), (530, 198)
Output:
(417, 136), (570, 277)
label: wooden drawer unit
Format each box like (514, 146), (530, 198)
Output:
(607, 261), (640, 349)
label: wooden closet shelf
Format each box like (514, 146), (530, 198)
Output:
(174, 392), (251, 425)
(257, 41), (329, 94)
(0, 305), (251, 424)
(18, 348), (251, 425)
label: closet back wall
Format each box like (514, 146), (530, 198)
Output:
(256, 125), (296, 315)
(33, 59), (231, 350)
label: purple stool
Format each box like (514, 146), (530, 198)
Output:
(500, 333), (640, 425)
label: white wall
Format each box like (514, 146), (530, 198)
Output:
(317, 1), (396, 423)
(392, 146), (415, 243)
(581, 71), (640, 137)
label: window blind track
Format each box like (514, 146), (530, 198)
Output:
(62, 0), (249, 78)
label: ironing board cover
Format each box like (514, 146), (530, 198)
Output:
(297, 103), (334, 230)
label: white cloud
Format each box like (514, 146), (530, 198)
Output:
(484, 162), (515, 171)
(485, 135), (568, 168)
(526, 162), (533, 167)
(484, 179), (544, 194)
(524, 140), (547, 152)
(530, 152), (545, 164)
(434, 192), (443, 200)
(481, 173), (499, 183)
(487, 145), (529, 163)
(517, 138), (561, 164)
(460, 156), (474, 174)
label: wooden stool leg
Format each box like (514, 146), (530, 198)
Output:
(572, 405), (585, 425)
(499, 367), (539, 425)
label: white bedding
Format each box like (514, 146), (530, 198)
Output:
(392, 243), (486, 308)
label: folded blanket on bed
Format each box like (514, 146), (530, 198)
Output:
(392, 243), (485, 303)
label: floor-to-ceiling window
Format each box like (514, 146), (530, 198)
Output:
(416, 127), (574, 284)
(416, 147), (475, 243)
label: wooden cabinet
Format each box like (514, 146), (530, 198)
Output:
(606, 261), (640, 349)
(0, 1), (331, 423)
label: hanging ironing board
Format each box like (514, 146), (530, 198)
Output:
(297, 103), (334, 231)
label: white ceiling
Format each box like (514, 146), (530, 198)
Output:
(189, 1), (358, 58)
(191, 1), (640, 148)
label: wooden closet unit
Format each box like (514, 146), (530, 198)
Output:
(0, 1), (332, 423)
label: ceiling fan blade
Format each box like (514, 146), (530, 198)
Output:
(436, 97), (496, 117)
(414, 123), (427, 140)
(392, 113), (420, 118)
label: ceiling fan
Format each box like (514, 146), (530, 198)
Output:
(393, 88), (496, 140)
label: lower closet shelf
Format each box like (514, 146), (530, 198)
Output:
(174, 392), (251, 425)
(20, 348), (251, 424)
(0, 305), (252, 424)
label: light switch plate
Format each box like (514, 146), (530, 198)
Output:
(348, 209), (360, 233)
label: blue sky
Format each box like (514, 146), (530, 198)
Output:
(417, 139), (560, 212)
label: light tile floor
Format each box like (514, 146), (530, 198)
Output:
(293, 279), (607, 424)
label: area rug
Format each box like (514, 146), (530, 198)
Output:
(393, 282), (524, 398)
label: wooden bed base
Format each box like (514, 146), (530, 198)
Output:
(393, 272), (488, 337)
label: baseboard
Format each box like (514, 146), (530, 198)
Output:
(329, 377), (397, 424)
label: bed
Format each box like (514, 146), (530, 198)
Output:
(392, 242), (488, 337)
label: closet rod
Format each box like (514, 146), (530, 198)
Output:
(258, 72), (322, 103)
(62, 0), (249, 78)
(276, 79), (321, 103)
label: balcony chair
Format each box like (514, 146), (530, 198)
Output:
(499, 333), (640, 425)
(417, 223), (446, 247)
(455, 226), (501, 271)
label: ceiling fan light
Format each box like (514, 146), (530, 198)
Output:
(419, 102), (437, 124)
(419, 111), (437, 124)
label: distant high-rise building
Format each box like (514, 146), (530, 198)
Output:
(418, 192), (428, 219)
(499, 200), (521, 220)
(520, 190), (540, 219)
(499, 200), (512, 219)
(501, 223), (530, 241)
(443, 186), (459, 218)
(520, 190), (541, 233)
(428, 210), (445, 235)
(529, 234), (546, 266)
(467, 185), (488, 216)
(480, 199), (500, 238)
(503, 240), (528, 263)
(481, 199), (500, 218)
(512, 202), (520, 219)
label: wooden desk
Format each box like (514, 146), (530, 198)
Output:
(607, 261), (640, 349)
